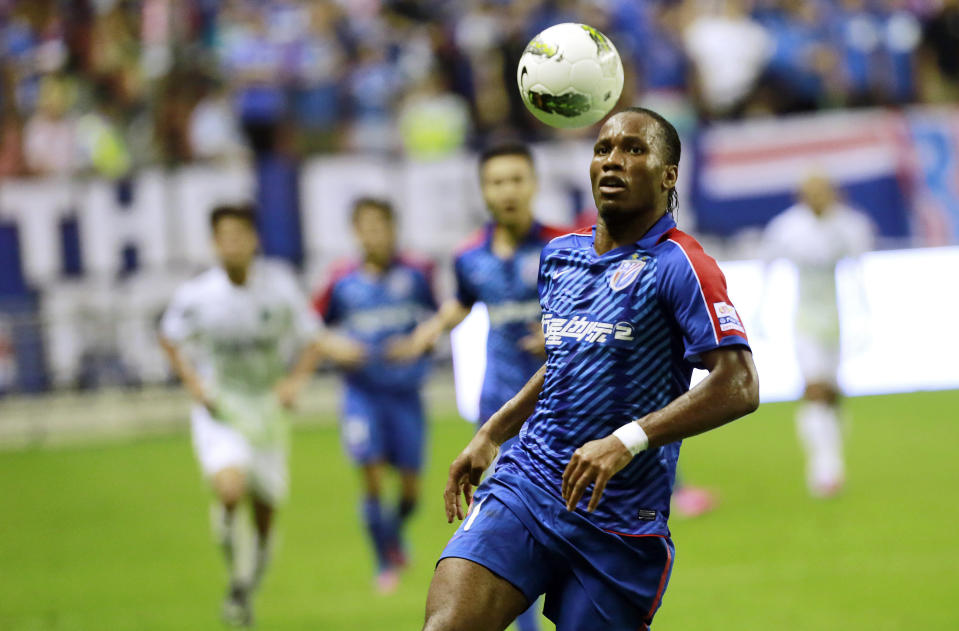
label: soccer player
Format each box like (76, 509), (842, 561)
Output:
(390, 142), (566, 451)
(390, 142), (565, 631)
(421, 108), (760, 631)
(761, 173), (874, 497)
(313, 197), (437, 593)
(159, 205), (322, 627)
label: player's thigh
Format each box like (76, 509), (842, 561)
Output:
(248, 447), (289, 507)
(796, 336), (839, 390)
(545, 534), (674, 631)
(382, 390), (426, 471)
(424, 558), (530, 631)
(340, 386), (384, 465)
(191, 406), (252, 503)
(433, 494), (554, 626)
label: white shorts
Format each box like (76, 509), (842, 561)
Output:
(190, 405), (289, 506)
(795, 334), (839, 387)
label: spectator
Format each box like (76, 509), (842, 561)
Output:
(188, 76), (247, 162)
(918, 0), (959, 103)
(761, 0), (840, 113)
(23, 74), (78, 175)
(397, 68), (471, 160)
(681, 0), (773, 120)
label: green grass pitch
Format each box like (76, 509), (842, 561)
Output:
(1, 390), (957, 630)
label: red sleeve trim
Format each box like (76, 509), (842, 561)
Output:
(453, 227), (490, 257)
(537, 223), (577, 242)
(664, 229), (747, 343)
(312, 259), (357, 318)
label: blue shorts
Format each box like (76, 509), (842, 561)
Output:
(340, 385), (426, 471)
(440, 472), (674, 630)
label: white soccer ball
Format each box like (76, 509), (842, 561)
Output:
(517, 23), (625, 129)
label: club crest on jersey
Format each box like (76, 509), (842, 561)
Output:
(713, 301), (745, 333)
(608, 259), (646, 291)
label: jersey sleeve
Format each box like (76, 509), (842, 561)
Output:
(313, 277), (342, 325)
(453, 254), (477, 308)
(845, 208), (876, 257)
(274, 267), (322, 342)
(760, 210), (792, 264)
(416, 264), (439, 312)
(659, 235), (750, 367)
(160, 283), (199, 344)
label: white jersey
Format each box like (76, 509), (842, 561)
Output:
(762, 203), (874, 343)
(161, 259), (321, 398)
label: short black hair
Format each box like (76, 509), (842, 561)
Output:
(478, 142), (534, 171)
(351, 196), (395, 224)
(623, 106), (681, 213)
(210, 204), (257, 230)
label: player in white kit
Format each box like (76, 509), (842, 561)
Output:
(159, 206), (322, 626)
(761, 174), (874, 497)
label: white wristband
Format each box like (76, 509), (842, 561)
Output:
(612, 421), (649, 456)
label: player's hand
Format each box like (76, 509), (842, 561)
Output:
(518, 322), (547, 357)
(323, 335), (367, 370)
(274, 377), (300, 410)
(385, 332), (431, 362)
(202, 396), (220, 418)
(561, 435), (633, 513)
(443, 433), (499, 523)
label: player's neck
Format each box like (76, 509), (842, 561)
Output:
(223, 264), (250, 286)
(492, 217), (532, 257)
(594, 209), (665, 255)
(362, 256), (391, 276)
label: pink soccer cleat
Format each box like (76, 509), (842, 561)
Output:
(672, 486), (718, 518)
(374, 567), (400, 595)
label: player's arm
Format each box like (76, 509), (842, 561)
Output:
(444, 364), (546, 523)
(274, 339), (325, 409)
(158, 335), (217, 414)
(561, 346), (758, 512)
(386, 298), (470, 361)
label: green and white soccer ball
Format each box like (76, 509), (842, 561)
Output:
(517, 23), (625, 129)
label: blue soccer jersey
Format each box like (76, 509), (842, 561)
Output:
(496, 213), (750, 536)
(315, 257), (437, 392)
(454, 221), (568, 422)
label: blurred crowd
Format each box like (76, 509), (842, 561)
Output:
(1, 0), (958, 178)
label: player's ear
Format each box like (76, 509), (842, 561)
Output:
(661, 164), (678, 194)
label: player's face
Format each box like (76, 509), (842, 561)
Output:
(212, 217), (258, 270)
(480, 155), (537, 229)
(799, 174), (836, 216)
(590, 112), (677, 222)
(353, 205), (395, 265)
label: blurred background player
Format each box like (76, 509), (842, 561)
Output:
(158, 205), (322, 626)
(761, 173), (875, 497)
(390, 142), (562, 630)
(313, 197), (438, 593)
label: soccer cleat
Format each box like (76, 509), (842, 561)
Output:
(810, 476), (844, 499)
(221, 582), (253, 628)
(387, 541), (409, 571)
(672, 486), (718, 518)
(374, 567), (400, 595)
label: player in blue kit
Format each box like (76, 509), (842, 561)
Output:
(422, 108), (760, 631)
(391, 143), (566, 630)
(392, 142), (566, 452)
(313, 197), (437, 593)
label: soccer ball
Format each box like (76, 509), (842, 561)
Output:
(517, 23), (625, 129)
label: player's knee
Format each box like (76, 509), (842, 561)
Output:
(422, 608), (471, 631)
(213, 469), (247, 508)
(804, 382), (838, 404)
